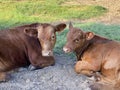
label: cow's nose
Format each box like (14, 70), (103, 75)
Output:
(63, 47), (70, 53)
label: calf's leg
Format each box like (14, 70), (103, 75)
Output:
(80, 70), (94, 76)
(74, 61), (110, 82)
(74, 61), (100, 76)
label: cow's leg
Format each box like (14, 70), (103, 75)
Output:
(28, 56), (55, 71)
(74, 61), (100, 76)
(28, 64), (43, 71)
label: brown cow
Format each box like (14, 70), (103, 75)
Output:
(63, 23), (120, 89)
(0, 23), (66, 81)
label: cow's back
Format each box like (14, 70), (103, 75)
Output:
(0, 29), (30, 71)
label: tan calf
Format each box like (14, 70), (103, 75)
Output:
(63, 22), (120, 89)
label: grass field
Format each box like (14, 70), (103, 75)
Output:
(0, 0), (120, 57)
(0, 0), (107, 29)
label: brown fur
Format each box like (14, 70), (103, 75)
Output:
(63, 23), (120, 89)
(0, 23), (66, 81)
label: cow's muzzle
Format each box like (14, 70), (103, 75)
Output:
(42, 50), (53, 56)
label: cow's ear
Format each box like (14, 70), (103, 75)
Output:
(69, 22), (73, 30)
(85, 32), (94, 40)
(24, 28), (38, 37)
(55, 23), (66, 32)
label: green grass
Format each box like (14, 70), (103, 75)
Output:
(0, 0), (107, 29)
(54, 22), (120, 58)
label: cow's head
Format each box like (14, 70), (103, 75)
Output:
(24, 23), (66, 56)
(63, 22), (94, 53)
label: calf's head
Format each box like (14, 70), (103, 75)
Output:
(63, 23), (94, 53)
(24, 23), (66, 56)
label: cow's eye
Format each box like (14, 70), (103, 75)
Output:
(75, 39), (79, 43)
(51, 35), (55, 40)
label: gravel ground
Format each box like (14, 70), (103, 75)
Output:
(0, 55), (92, 90)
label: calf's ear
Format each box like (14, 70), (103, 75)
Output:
(85, 32), (94, 40)
(24, 28), (38, 37)
(55, 23), (66, 32)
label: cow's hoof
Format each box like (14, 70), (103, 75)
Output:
(0, 74), (11, 82)
(51, 62), (55, 66)
(28, 64), (37, 71)
(0, 79), (6, 82)
(28, 64), (42, 71)
(0, 78), (7, 82)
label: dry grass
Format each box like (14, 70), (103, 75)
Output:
(64, 0), (120, 24)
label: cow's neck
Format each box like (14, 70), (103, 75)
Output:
(75, 35), (111, 60)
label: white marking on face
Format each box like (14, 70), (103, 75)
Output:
(37, 25), (55, 57)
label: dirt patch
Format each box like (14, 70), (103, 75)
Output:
(64, 0), (120, 24)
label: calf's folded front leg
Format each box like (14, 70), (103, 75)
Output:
(74, 61), (100, 76)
